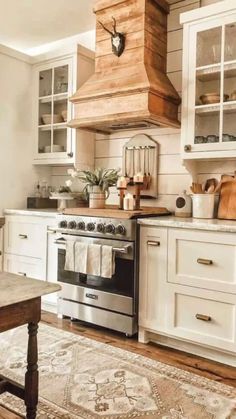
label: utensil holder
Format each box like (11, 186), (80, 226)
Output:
(191, 194), (216, 219)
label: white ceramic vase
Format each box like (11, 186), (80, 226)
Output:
(88, 185), (109, 209)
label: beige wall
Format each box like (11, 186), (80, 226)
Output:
(0, 50), (49, 214)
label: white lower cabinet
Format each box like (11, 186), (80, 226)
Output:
(44, 230), (59, 312)
(166, 285), (236, 353)
(4, 254), (44, 279)
(3, 214), (57, 313)
(139, 227), (168, 337)
(139, 225), (236, 366)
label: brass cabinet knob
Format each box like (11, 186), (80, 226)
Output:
(67, 152), (73, 158)
(184, 144), (192, 152)
(19, 234), (28, 239)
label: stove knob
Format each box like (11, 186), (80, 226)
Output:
(116, 224), (126, 235)
(77, 221), (85, 230)
(97, 223), (105, 233)
(59, 220), (67, 228)
(87, 222), (95, 231)
(105, 224), (115, 234)
(68, 221), (76, 229)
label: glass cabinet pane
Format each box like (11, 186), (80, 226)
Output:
(39, 100), (52, 126)
(39, 69), (52, 97)
(223, 65), (236, 103)
(223, 109), (236, 143)
(54, 97), (68, 124)
(52, 127), (67, 153)
(38, 130), (51, 154)
(195, 112), (220, 144)
(54, 65), (69, 95)
(195, 71), (221, 106)
(225, 23), (236, 62)
(196, 27), (222, 67)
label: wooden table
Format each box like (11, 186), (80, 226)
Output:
(0, 272), (61, 419)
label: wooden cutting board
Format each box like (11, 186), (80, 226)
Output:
(218, 178), (236, 220)
(63, 206), (170, 219)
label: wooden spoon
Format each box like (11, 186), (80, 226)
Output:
(206, 184), (215, 194)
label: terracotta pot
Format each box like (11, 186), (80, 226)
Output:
(88, 186), (109, 209)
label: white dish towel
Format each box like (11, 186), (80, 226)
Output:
(87, 244), (102, 276)
(74, 242), (88, 274)
(101, 245), (115, 279)
(65, 240), (75, 271)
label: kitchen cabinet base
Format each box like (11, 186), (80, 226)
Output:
(138, 327), (236, 367)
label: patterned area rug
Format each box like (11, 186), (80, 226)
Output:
(0, 324), (235, 418)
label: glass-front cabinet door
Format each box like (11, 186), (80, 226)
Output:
(36, 58), (73, 161)
(182, 11), (236, 158)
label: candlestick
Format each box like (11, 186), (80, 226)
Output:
(134, 181), (143, 210)
(124, 193), (135, 211)
(133, 172), (144, 183)
(117, 176), (127, 189)
(117, 187), (126, 210)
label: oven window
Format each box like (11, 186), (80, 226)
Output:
(58, 249), (134, 297)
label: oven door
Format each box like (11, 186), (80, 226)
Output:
(55, 234), (136, 316)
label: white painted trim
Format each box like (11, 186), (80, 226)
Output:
(180, 0), (236, 24)
(139, 329), (236, 366)
(0, 44), (32, 64)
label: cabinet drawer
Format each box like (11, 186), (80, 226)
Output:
(167, 285), (236, 352)
(4, 217), (46, 258)
(4, 254), (45, 280)
(168, 229), (236, 294)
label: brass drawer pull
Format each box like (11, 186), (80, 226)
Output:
(147, 241), (160, 247)
(197, 258), (213, 265)
(196, 314), (212, 322)
(18, 272), (27, 277)
(19, 234), (28, 239)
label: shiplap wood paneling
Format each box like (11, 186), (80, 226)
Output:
(92, 0), (201, 211)
(51, 0), (233, 212)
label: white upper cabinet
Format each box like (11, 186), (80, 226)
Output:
(33, 46), (95, 166)
(181, 1), (236, 160)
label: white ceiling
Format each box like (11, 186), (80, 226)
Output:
(0, 0), (192, 55)
(0, 0), (95, 53)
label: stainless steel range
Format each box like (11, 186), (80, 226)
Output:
(52, 214), (139, 336)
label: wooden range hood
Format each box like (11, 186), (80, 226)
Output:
(69, 0), (181, 134)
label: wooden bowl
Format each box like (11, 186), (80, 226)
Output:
(200, 93), (229, 105)
(41, 114), (63, 125)
(61, 110), (67, 122)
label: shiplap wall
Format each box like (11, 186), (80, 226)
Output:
(94, 0), (199, 210)
(51, 0), (234, 212)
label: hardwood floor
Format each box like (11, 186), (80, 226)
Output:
(0, 310), (235, 418)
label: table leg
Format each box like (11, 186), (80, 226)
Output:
(25, 322), (39, 419)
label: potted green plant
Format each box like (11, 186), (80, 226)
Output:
(68, 168), (119, 209)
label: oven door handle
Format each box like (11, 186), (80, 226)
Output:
(113, 245), (131, 254)
(54, 239), (131, 254)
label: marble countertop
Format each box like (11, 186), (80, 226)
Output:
(138, 216), (236, 233)
(4, 209), (58, 218)
(0, 272), (61, 308)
